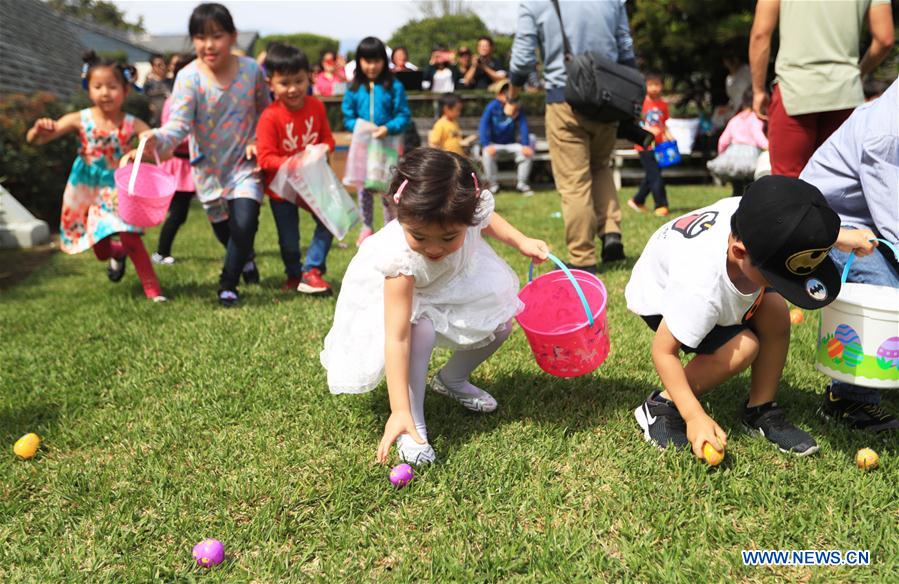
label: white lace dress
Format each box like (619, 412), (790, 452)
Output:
(321, 190), (522, 394)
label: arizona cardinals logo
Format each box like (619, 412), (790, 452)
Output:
(786, 247), (832, 275)
(671, 211), (718, 239)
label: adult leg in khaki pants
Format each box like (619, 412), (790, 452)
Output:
(546, 102), (621, 267)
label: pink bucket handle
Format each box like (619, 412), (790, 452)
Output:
(841, 238), (897, 284)
(528, 252), (594, 327)
(126, 135), (162, 195)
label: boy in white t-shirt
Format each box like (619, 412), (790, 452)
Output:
(625, 176), (877, 458)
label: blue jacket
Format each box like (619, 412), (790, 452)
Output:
(479, 99), (530, 146)
(509, 0), (635, 103)
(341, 78), (411, 135)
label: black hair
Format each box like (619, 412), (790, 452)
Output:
(188, 3), (236, 37)
(81, 50), (130, 89)
(477, 36), (494, 47)
(863, 78), (889, 100)
(389, 148), (481, 227)
(150, 53), (165, 64)
(391, 46), (408, 64)
(319, 49), (336, 66)
(729, 213), (757, 264)
(739, 87), (753, 110)
(438, 93), (461, 113)
(351, 36), (394, 91)
(645, 71), (664, 83)
(264, 42), (310, 76)
(172, 53), (195, 79)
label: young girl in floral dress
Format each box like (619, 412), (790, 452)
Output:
(26, 51), (165, 301)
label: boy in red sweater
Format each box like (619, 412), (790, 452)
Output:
(628, 72), (671, 217)
(257, 42), (336, 294)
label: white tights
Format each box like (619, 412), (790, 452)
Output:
(407, 318), (514, 441)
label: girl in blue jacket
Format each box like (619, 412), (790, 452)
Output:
(342, 37), (411, 246)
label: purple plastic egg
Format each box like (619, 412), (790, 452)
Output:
(877, 336), (899, 368)
(389, 463), (414, 488)
(192, 538), (225, 568)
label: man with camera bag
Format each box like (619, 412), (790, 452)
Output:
(510, 0), (638, 271)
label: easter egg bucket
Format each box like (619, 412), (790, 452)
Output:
(114, 135), (176, 228)
(516, 253), (609, 377)
(816, 239), (899, 389)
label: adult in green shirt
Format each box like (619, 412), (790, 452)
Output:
(749, 0), (894, 178)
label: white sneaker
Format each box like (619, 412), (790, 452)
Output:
(395, 434), (436, 466)
(516, 183), (534, 197)
(487, 183), (501, 194)
(430, 372), (498, 413)
(151, 252), (176, 265)
(151, 295), (168, 303)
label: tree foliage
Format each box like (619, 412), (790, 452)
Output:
(47, 0), (145, 33)
(628, 0), (756, 106)
(388, 12), (513, 69)
(256, 33), (340, 64)
(416, 0), (471, 18)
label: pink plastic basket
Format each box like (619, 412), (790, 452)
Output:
(114, 136), (176, 227)
(516, 253), (610, 377)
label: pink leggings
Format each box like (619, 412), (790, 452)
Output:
(92, 232), (162, 298)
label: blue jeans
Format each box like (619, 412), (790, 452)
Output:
(270, 198), (333, 278)
(633, 150), (668, 208)
(220, 198), (260, 290)
(827, 243), (899, 404)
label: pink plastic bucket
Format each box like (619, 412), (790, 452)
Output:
(114, 137), (176, 228)
(516, 253), (610, 377)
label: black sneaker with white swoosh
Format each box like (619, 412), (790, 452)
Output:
(634, 390), (690, 449)
(742, 401), (819, 456)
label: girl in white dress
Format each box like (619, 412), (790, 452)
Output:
(321, 148), (549, 465)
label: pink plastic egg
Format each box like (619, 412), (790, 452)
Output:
(389, 463), (414, 488)
(192, 538), (224, 568)
(877, 336), (899, 368)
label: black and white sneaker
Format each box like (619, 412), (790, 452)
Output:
(819, 386), (899, 434)
(151, 252), (175, 265)
(516, 183), (534, 197)
(242, 259), (260, 284)
(218, 288), (239, 308)
(634, 390), (689, 449)
(742, 401), (819, 456)
(107, 256), (127, 282)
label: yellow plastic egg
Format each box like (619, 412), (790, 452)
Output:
(702, 442), (724, 466)
(855, 448), (879, 471)
(14, 433), (41, 460)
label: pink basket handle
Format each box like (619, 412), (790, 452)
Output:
(528, 252), (594, 327)
(126, 135), (162, 194)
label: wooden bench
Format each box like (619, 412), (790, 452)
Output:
(612, 139), (712, 190)
(412, 116), (553, 187)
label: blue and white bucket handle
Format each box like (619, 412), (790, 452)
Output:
(840, 238), (898, 284)
(528, 252), (594, 327)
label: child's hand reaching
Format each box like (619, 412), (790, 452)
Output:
(32, 118), (57, 136)
(835, 228), (878, 257)
(372, 126), (389, 139)
(685, 412), (727, 459)
(519, 238), (550, 263)
(377, 410), (426, 464)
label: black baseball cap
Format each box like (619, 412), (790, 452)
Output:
(734, 176), (841, 309)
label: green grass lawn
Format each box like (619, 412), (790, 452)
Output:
(1, 186), (896, 582)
